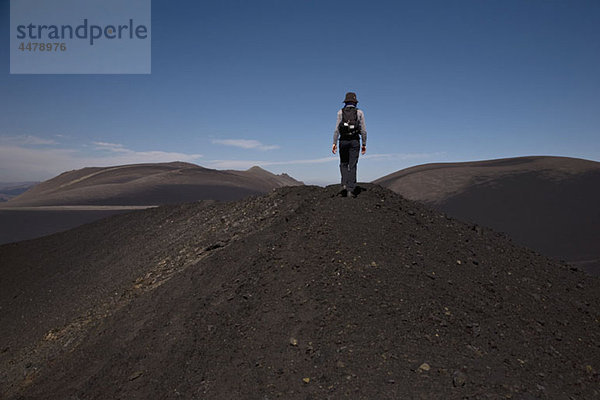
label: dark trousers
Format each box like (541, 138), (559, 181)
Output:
(339, 139), (360, 191)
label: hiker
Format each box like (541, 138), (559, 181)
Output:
(332, 91), (367, 197)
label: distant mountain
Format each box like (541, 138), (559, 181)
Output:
(2, 162), (303, 207)
(374, 156), (600, 274)
(0, 182), (38, 202)
(1, 185), (598, 399)
(0, 163), (302, 245)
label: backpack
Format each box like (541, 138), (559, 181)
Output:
(338, 106), (360, 137)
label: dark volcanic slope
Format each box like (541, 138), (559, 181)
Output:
(0, 209), (138, 245)
(374, 156), (600, 275)
(1, 185), (599, 399)
(3, 162), (302, 207)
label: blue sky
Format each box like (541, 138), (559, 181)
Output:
(1, 0), (599, 184)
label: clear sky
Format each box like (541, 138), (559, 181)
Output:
(1, 0), (599, 184)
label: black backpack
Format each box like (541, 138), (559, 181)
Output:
(338, 106), (360, 137)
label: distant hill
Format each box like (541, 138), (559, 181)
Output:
(0, 162), (302, 245)
(1, 184), (598, 399)
(374, 156), (600, 274)
(2, 162), (302, 207)
(0, 182), (38, 202)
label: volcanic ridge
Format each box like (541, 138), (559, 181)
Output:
(0, 184), (598, 399)
(3, 162), (302, 207)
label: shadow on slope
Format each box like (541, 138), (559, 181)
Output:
(374, 156), (600, 276)
(441, 169), (600, 275)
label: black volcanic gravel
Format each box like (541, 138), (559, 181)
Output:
(1, 184), (599, 399)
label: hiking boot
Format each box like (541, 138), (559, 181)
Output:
(351, 187), (361, 198)
(338, 188), (348, 197)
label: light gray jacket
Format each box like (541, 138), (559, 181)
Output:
(333, 106), (367, 145)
